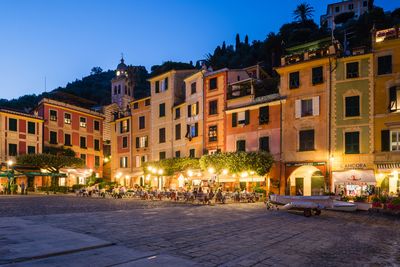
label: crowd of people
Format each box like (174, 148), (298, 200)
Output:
(76, 185), (262, 204)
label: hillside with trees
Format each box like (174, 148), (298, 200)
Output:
(1, 2), (399, 112)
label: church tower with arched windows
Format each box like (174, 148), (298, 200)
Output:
(111, 57), (134, 109)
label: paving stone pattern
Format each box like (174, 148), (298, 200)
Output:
(1, 195), (400, 266)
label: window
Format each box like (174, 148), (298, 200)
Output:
(259, 106), (269, 124)
(188, 102), (199, 117)
(159, 128), (166, 143)
(186, 123), (198, 139)
(120, 119), (129, 133)
(155, 81), (160, 93)
(50, 131), (57, 144)
(209, 100), (218, 115)
(232, 111), (250, 126)
(94, 120), (100, 131)
(335, 6), (340, 12)
(189, 149), (195, 158)
(95, 156), (100, 167)
(378, 55), (392, 75)
(133, 102), (139, 109)
(175, 124), (181, 140)
(80, 117), (87, 128)
(312, 67), (323, 85)
(208, 125), (217, 142)
(136, 136), (148, 148)
(120, 157), (128, 168)
(28, 122), (36, 134)
(209, 77), (217, 90)
(299, 130), (315, 151)
(81, 154), (86, 163)
(389, 86), (400, 112)
(389, 130), (400, 151)
(346, 62), (359, 79)
(28, 146), (36, 154)
(301, 99), (313, 117)
(9, 118), (17, 131)
(139, 116), (145, 129)
(80, 136), (86, 149)
(64, 113), (71, 124)
(65, 134), (71, 146)
(163, 77), (168, 91)
(122, 136), (128, 148)
(50, 110), (57, 121)
(145, 99), (150, 106)
(191, 82), (197, 94)
(9, 144), (17, 156)
(363, 1), (368, 7)
(259, 137), (270, 152)
(175, 107), (180, 119)
(236, 140), (246, 152)
(345, 96), (360, 117)
(159, 103), (165, 117)
(114, 86), (117, 95)
(289, 72), (300, 89)
(175, 150), (181, 158)
(345, 132), (360, 154)
(348, 3), (354, 10)
(159, 151), (166, 160)
(295, 97), (319, 118)
(118, 85), (121, 94)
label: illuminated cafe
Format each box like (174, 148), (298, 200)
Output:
(332, 163), (376, 196)
(375, 163), (400, 196)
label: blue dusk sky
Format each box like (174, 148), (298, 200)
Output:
(0, 0), (397, 100)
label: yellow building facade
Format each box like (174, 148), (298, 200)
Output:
(373, 27), (400, 195)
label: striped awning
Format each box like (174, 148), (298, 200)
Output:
(376, 163), (400, 170)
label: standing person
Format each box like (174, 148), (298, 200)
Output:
(20, 182), (25, 195)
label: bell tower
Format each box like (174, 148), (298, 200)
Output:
(111, 55), (133, 109)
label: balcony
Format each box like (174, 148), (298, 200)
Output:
(112, 110), (131, 121)
(227, 80), (253, 100)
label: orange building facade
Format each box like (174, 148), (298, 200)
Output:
(37, 98), (104, 185)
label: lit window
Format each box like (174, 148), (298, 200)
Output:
(64, 113), (71, 124)
(80, 117), (87, 128)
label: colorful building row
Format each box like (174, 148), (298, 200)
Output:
(109, 27), (400, 196)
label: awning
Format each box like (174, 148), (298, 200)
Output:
(376, 163), (400, 170)
(333, 170), (376, 184)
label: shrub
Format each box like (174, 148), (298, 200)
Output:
(354, 195), (367, 202)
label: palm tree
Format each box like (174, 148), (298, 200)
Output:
(293, 3), (315, 23)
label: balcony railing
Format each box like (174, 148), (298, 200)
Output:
(227, 82), (253, 100)
(112, 110), (131, 121)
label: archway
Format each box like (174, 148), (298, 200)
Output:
(288, 165), (326, 196)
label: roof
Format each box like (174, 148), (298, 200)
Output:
(0, 108), (43, 120)
(147, 69), (196, 81)
(38, 98), (105, 119)
(225, 93), (284, 112)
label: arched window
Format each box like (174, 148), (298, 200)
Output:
(118, 85), (121, 94)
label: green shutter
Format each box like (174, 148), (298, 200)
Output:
(195, 122), (198, 137)
(232, 113), (237, 127)
(187, 105), (191, 117)
(389, 87), (397, 112)
(245, 110), (250, 125)
(136, 137), (139, 148)
(381, 130), (390, 151)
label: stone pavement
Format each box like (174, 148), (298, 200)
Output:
(1, 195), (400, 266)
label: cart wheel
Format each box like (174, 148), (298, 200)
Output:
(314, 209), (321, 216)
(304, 209), (312, 217)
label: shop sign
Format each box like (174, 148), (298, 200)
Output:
(344, 163), (367, 170)
(285, 162), (325, 167)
